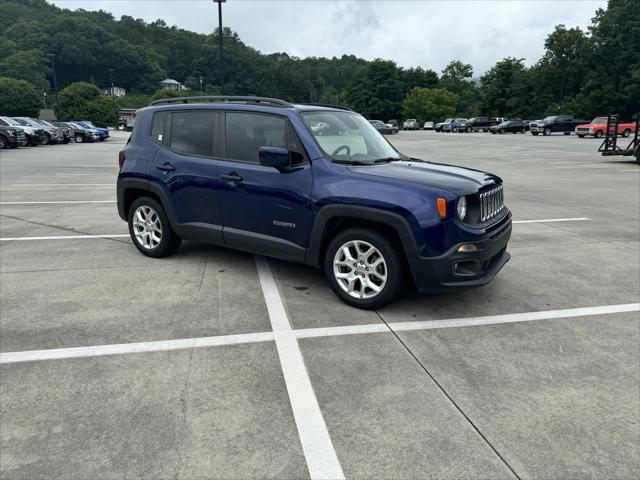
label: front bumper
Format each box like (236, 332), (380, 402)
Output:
(410, 217), (512, 293)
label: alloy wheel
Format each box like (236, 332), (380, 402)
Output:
(333, 240), (387, 299)
(132, 205), (162, 250)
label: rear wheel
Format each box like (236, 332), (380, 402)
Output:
(521, 128), (527, 134)
(128, 197), (181, 258)
(499, 129), (505, 134)
(324, 228), (404, 309)
(578, 135), (585, 139)
(532, 132), (539, 136)
(564, 131), (571, 135)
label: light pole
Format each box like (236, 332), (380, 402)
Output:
(46, 53), (58, 105)
(213, 0), (226, 89)
(200, 76), (204, 95)
(108, 68), (115, 103)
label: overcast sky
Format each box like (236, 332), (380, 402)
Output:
(51, 0), (606, 76)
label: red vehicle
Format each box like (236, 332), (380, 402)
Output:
(576, 116), (636, 138)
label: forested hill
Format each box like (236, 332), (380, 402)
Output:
(0, 0), (638, 120)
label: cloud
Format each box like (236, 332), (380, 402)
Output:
(51, 0), (606, 74)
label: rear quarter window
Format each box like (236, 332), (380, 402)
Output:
(150, 112), (167, 143)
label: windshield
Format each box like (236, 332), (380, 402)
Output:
(543, 116), (557, 122)
(301, 111), (402, 164)
(12, 118), (31, 126)
(3, 117), (22, 126)
(591, 117), (608, 124)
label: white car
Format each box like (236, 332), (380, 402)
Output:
(423, 121), (434, 130)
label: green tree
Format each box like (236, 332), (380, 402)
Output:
(480, 58), (531, 118)
(0, 77), (42, 116)
(344, 59), (403, 119)
(402, 87), (457, 123)
(439, 60), (480, 116)
(55, 81), (118, 127)
(149, 88), (181, 103)
(0, 49), (49, 89)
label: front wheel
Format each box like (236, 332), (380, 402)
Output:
(0, 135), (7, 149)
(324, 228), (404, 309)
(543, 128), (551, 136)
(594, 130), (603, 138)
(621, 128), (631, 138)
(41, 134), (50, 145)
(564, 132), (571, 135)
(74, 134), (84, 143)
(128, 197), (182, 258)
(532, 132), (539, 136)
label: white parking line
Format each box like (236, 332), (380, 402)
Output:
(0, 201), (115, 205)
(0, 234), (128, 242)
(2, 304), (637, 364)
(255, 255), (345, 480)
(55, 174), (114, 176)
(620, 169), (639, 172)
(9, 183), (114, 187)
(513, 217), (589, 224)
(0, 332), (275, 364)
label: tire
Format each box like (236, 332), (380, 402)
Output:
(621, 128), (631, 138)
(543, 128), (551, 136)
(41, 134), (50, 145)
(532, 132), (539, 136)
(594, 130), (603, 138)
(578, 135), (585, 139)
(563, 131), (571, 135)
(0, 135), (7, 149)
(483, 129), (488, 133)
(324, 228), (404, 309)
(491, 131), (496, 134)
(521, 128), (527, 134)
(466, 126), (472, 133)
(74, 134), (84, 143)
(499, 129), (505, 134)
(128, 197), (182, 258)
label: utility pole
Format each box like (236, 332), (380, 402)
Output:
(46, 53), (58, 105)
(108, 68), (115, 103)
(213, 0), (226, 89)
(200, 76), (204, 95)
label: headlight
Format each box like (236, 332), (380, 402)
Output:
(6, 130), (16, 136)
(457, 196), (467, 220)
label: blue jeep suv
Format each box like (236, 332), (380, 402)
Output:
(117, 96), (511, 308)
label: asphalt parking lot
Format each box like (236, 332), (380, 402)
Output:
(1, 130), (638, 479)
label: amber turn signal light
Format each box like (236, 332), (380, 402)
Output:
(457, 244), (478, 253)
(436, 197), (447, 217)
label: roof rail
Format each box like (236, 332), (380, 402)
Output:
(149, 95), (293, 107)
(299, 103), (353, 111)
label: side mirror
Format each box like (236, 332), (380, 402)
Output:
(259, 146), (290, 170)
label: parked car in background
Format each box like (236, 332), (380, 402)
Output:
(489, 120), (529, 134)
(443, 118), (467, 132)
(388, 119), (400, 132)
(463, 117), (497, 132)
(13, 117), (63, 144)
(369, 120), (394, 135)
(575, 117), (637, 138)
(51, 121), (72, 143)
(0, 116), (45, 146)
(0, 124), (27, 149)
(403, 118), (420, 130)
(36, 119), (68, 144)
(72, 120), (109, 140)
(54, 122), (99, 143)
(493, 117), (510, 124)
(435, 119), (451, 132)
(423, 121), (434, 130)
(529, 115), (588, 136)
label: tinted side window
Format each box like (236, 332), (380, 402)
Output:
(150, 112), (166, 143)
(225, 113), (286, 164)
(170, 111), (214, 157)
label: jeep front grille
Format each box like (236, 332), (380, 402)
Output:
(480, 185), (504, 222)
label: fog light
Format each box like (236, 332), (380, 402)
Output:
(457, 244), (477, 253)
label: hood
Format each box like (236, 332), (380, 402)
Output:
(348, 160), (501, 196)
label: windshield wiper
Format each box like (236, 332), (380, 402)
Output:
(373, 157), (402, 163)
(332, 159), (369, 166)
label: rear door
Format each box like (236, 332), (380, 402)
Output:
(147, 109), (222, 240)
(217, 111), (313, 262)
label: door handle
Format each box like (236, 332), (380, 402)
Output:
(156, 162), (175, 172)
(220, 172), (243, 183)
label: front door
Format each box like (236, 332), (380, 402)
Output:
(217, 111), (313, 262)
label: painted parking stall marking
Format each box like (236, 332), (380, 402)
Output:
(255, 255), (345, 480)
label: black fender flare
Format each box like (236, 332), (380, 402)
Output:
(117, 177), (179, 230)
(306, 205), (423, 270)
